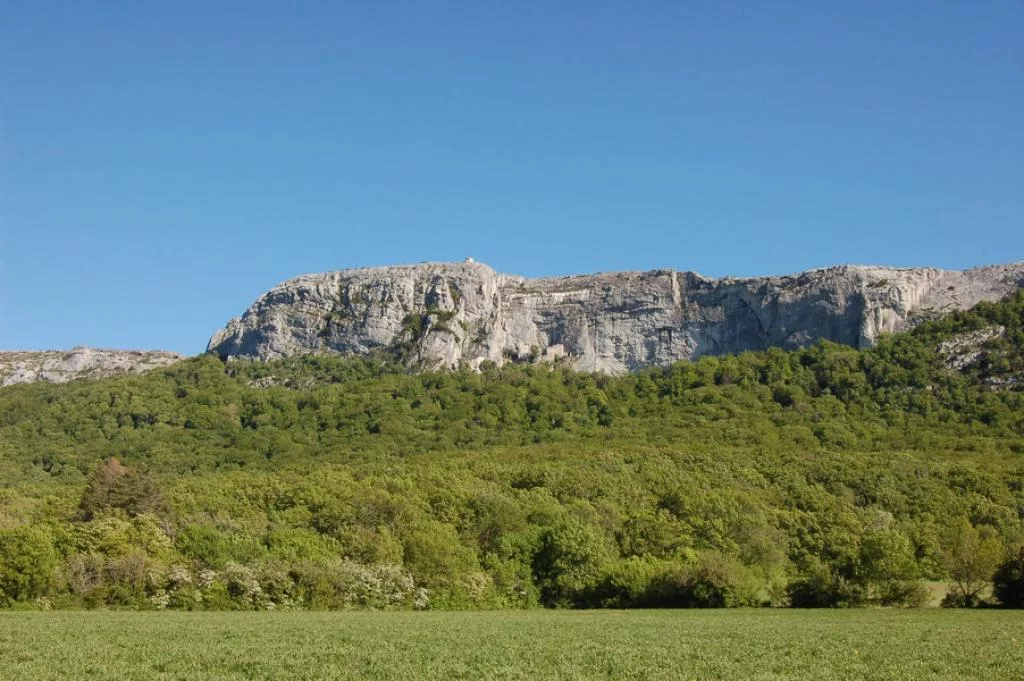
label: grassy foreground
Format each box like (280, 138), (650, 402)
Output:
(0, 610), (1022, 681)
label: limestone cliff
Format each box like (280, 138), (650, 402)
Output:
(0, 347), (185, 387)
(208, 261), (1024, 374)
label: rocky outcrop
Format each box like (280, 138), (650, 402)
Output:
(208, 261), (1024, 374)
(938, 326), (1007, 372)
(0, 347), (185, 387)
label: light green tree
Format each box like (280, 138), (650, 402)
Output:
(941, 519), (1004, 606)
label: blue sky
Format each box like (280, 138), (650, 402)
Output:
(1, 2), (1021, 354)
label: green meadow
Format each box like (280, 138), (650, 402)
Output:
(1, 610), (1022, 681)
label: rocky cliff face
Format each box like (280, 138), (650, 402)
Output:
(208, 261), (1024, 374)
(0, 347), (185, 387)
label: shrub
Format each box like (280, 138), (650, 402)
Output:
(662, 551), (760, 608)
(587, 552), (761, 608)
(102, 552), (158, 606)
(787, 560), (867, 608)
(220, 563), (266, 609)
(874, 579), (929, 607)
(291, 559), (420, 609)
(586, 555), (675, 608)
(62, 553), (107, 604)
(174, 524), (265, 569)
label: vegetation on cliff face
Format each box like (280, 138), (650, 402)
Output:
(0, 291), (1022, 609)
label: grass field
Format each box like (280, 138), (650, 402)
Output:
(0, 610), (1021, 680)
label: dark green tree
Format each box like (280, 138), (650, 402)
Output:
(78, 458), (168, 521)
(992, 546), (1024, 608)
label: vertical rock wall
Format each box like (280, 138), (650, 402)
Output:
(207, 261), (1024, 374)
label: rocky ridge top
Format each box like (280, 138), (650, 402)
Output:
(208, 260), (1024, 374)
(0, 347), (185, 387)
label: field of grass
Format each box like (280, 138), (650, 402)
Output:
(0, 610), (1022, 680)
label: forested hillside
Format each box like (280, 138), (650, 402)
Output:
(1, 291), (1022, 610)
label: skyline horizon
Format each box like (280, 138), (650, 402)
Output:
(4, 254), (1022, 355)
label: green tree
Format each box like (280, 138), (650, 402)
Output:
(401, 521), (478, 595)
(941, 519), (1004, 606)
(992, 546), (1024, 608)
(859, 529), (925, 605)
(78, 458), (168, 520)
(533, 519), (614, 607)
(0, 526), (58, 603)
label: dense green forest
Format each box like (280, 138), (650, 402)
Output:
(1, 291), (1023, 610)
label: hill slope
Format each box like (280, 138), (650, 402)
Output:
(0, 290), (1021, 609)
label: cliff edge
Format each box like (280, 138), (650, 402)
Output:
(208, 261), (1024, 374)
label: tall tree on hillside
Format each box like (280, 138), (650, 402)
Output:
(941, 519), (1004, 606)
(78, 458), (167, 521)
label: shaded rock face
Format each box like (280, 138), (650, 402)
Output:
(0, 348), (184, 387)
(208, 261), (1024, 374)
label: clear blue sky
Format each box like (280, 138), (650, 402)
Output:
(1, 2), (1021, 354)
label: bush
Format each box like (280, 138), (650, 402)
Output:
(175, 524), (265, 569)
(292, 559), (422, 609)
(587, 552), (760, 608)
(62, 553), (107, 604)
(586, 555), (677, 608)
(672, 552), (761, 608)
(787, 560), (866, 608)
(102, 552), (158, 606)
(874, 580), (929, 607)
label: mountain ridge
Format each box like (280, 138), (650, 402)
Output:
(0, 347), (185, 387)
(208, 260), (1024, 374)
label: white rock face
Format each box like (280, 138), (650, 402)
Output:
(0, 347), (185, 387)
(937, 326), (1006, 372)
(208, 261), (1024, 374)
